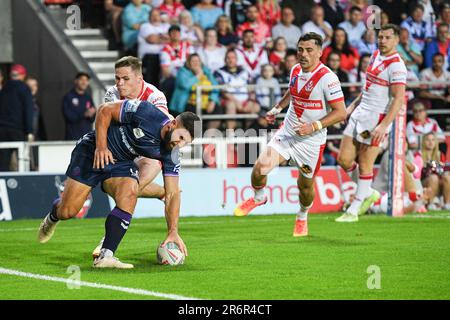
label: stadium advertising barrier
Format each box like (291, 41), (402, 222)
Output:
(0, 167), (356, 221)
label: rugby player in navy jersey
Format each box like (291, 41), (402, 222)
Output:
(38, 99), (200, 269)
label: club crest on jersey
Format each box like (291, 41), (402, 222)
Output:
(305, 81), (314, 92)
(133, 127), (145, 139)
(300, 164), (312, 174)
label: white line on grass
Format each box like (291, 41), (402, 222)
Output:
(0, 267), (201, 300)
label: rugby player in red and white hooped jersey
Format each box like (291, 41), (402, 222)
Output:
(92, 56), (174, 258)
(233, 32), (347, 237)
(336, 24), (408, 222)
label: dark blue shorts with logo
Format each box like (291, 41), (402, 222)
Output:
(65, 138), (139, 188)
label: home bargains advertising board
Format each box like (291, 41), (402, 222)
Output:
(0, 167), (357, 221)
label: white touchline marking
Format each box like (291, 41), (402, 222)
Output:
(0, 267), (201, 300)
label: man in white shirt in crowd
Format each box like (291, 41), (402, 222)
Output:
(419, 52), (450, 109)
(272, 6), (302, 50)
(138, 8), (170, 86)
(338, 6), (367, 47)
(301, 5), (333, 47)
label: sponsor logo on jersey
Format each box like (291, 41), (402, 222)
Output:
(133, 127), (145, 139)
(327, 81), (341, 89)
(124, 99), (140, 112)
(72, 98), (79, 106)
(130, 168), (139, 179)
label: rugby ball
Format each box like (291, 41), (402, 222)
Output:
(157, 242), (185, 265)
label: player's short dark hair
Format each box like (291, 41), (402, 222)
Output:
(349, 6), (362, 14)
(115, 56), (142, 74)
(242, 29), (255, 36)
(380, 24), (400, 37)
(178, 112), (201, 140)
(75, 72), (90, 80)
(298, 32), (323, 48)
(168, 25), (181, 33)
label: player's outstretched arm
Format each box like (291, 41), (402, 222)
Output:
(162, 175), (188, 256)
(93, 102), (121, 169)
(266, 89), (291, 124)
(372, 83), (406, 146)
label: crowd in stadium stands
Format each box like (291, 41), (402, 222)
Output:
(1, 0), (449, 174)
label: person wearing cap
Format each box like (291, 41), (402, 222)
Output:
(62, 72), (96, 140)
(0, 64), (35, 171)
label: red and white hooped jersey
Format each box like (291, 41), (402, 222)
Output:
(359, 50), (407, 114)
(104, 81), (173, 119)
(283, 63), (344, 145)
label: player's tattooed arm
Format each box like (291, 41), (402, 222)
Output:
(266, 89), (291, 124)
(372, 83), (406, 146)
(162, 176), (188, 256)
(93, 102), (121, 169)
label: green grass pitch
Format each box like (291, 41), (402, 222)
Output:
(1, 212), (450, 300)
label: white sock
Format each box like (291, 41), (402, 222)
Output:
(346, 174), (373, 215)
(346, 162), (359, 184)
(99, 248), (113, 259)
(296, 203), (313, 221)
(254, 187), (265, 202)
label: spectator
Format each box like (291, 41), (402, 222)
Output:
(236, 5), (271, 45)
(349, 52), (370, 86)
(104, 0), (128, 48)
(399, 56), (421, 102)
(256, 0), (281, 29)
(345, 0), (370, 22)
(326, 51), (350, 102)
(436, 3), (450, 27)
(138, 8), (170, 86)
(198, 28), (227, 73)
(255, 64), (281, 111)
(25, 77), (46, 142)
(419, 0), (436, 27)
(159, 0), (185, 24)
(400, 4), (434, 51)
(269, 37), (287, 76)
(235, 29), (269, 81)
(406, 101), (445, 150)
(191, 0), (224, 30)
(215, 15), (240, 48)
(354, 28), (377, 56)
(323, 122), (344, 165)
(373, 0), (409, 25)
(62, 72), (96, 141)
(121, 0), (151, 53)
(397, 27), (423, 76)
(419, 53), (450, 109)
(338, 6), (366, 47)
(170, 53), (221, 129)
(278, 48), (298, 84)
(321, 27), (359, 72)
(214, 49), (260, 129)
(419, 132), (450, 211)
(380, 10), (390, 27)
(321, 0), (345, 29)
(160, 25), (195, 103)
(0, 64), (34, 171)
(223, 0), (252, 30)
(424, 23), (450, 71)
(282, 0), (316, 26)
(301, 5), (333, 47)
(271, 6), (302, 50)
(179, 10), (204, 47)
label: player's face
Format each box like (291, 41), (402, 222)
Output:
(115, 66), (142, 98)
(165, 127), (192, 150)
(377, 29), (398, 55)
(297, 40), (322, 70)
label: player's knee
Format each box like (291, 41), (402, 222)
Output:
(337, 153), (352, 170)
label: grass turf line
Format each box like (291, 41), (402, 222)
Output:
(0, 213), (449, 300)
